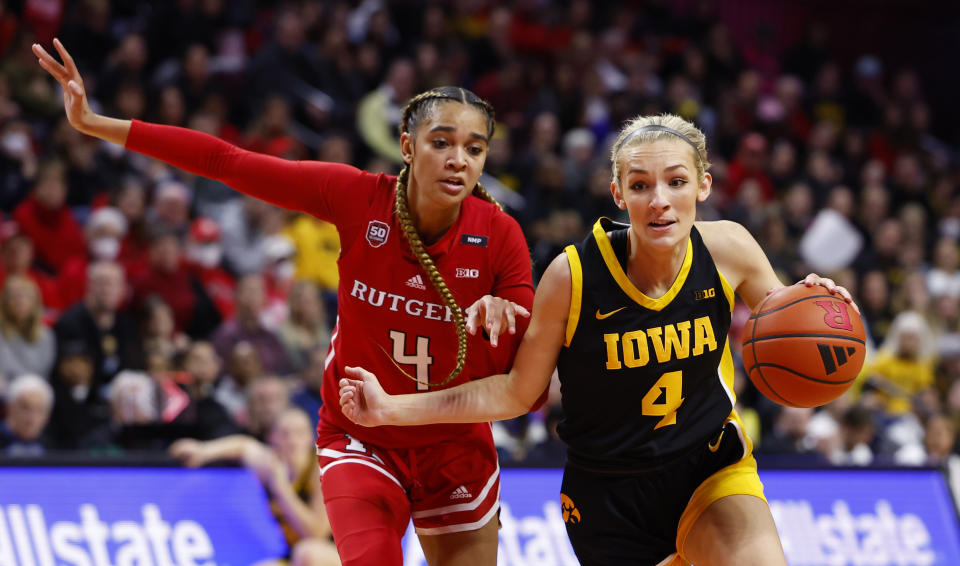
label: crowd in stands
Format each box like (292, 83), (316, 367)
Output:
(0, 0), (958, 475)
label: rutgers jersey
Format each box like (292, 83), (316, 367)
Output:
(124, 121), (534, 449)
(314, 168), (533, 448)
(557, 219), (736, 471)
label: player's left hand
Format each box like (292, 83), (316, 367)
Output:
(465, 295), (530, 347)
(340, 366), (391, 427)
(800, 273), (861, 315)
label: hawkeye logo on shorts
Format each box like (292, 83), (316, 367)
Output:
(560, 493), (580, 524)
(366, 220), (390, 248)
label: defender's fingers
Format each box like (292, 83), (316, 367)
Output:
(466, 306), (480, 334)
(505, 307), (517, 335)
(487, 315), (503, 347)
(53, 38), (80, 78)
(34, 47), (68, 82)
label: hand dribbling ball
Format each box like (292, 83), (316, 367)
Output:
(741, 284), (866, 408)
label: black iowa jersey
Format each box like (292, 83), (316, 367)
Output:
(556, 218), (737, 471)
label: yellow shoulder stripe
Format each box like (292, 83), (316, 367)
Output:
(563, 245), (582, 347)
(718, 270), (735, 313)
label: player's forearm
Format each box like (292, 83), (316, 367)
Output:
(384, 371), (532, 425)
(77, 113), (131, 146)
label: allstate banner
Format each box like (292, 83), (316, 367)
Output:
(766, 469), (960, 566)
(2, 465), (958, 565)
(0, 466), (287, 566)
(402, 468), (960, 566)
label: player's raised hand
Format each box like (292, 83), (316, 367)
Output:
(340, 367), (391, 427)
(465, 295), (530, 347)
(32, 39), (93, 133)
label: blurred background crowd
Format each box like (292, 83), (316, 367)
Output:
(1, 0), (959, 476)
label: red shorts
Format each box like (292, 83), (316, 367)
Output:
(316, 425), (501, 535)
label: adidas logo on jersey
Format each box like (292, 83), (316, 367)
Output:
(405, 275), (426, 290)
(449, 485), (472, 500)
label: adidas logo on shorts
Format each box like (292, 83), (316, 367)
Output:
(449, 485), (472, 500)
(405, 274), (426, 290)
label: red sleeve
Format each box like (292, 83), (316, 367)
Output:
(125, 120), (376, 224)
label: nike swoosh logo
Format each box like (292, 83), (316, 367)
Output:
(708, 430), (725, 453)
(595, 307), (627, 320)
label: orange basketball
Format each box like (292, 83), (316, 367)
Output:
(741, 283), (866, 408)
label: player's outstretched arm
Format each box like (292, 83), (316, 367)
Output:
(340, 253), (572, 426)
(34, 39), (361, 216)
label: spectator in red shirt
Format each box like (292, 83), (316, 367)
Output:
(212, 274), (292, 377)
(260, 234), (296, 330)
(0, 220), (61, 317)
(726, 132), (775, 203)
(58, 206), (128, 309)
(147, 180), (192, 237)
(184, 217), (235, 321)
(11, 159), (85, 274)
(131, 227), (220, 340)
(112, 178), (151, 282)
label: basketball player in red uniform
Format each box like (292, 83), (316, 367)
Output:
(36, 39), (534, 566)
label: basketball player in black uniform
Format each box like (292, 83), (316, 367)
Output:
(339, 114), (858, 566)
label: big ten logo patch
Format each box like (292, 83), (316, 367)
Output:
(366, 221), (390, 248)
(455, 268), (479, 279)
(560, 493), (580, 524)
(693, 288), (716, 300)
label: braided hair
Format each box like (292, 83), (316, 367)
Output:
(394, 86), (499, 387)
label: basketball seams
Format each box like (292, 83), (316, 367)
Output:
(747, 290), (783, 405)
(750, 362), (859, 385)
(746, 293), (844, 319)
(742, 333), (866, 346)
(746, 365), (797, 407)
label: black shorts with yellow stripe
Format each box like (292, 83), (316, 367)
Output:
(559, 417), (765, 566)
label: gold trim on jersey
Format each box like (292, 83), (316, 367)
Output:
(592, 219), (693, 312)
(718, 270), (734, 313)
(563, 245), (583, 347)
(719, 339), (737, 405)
